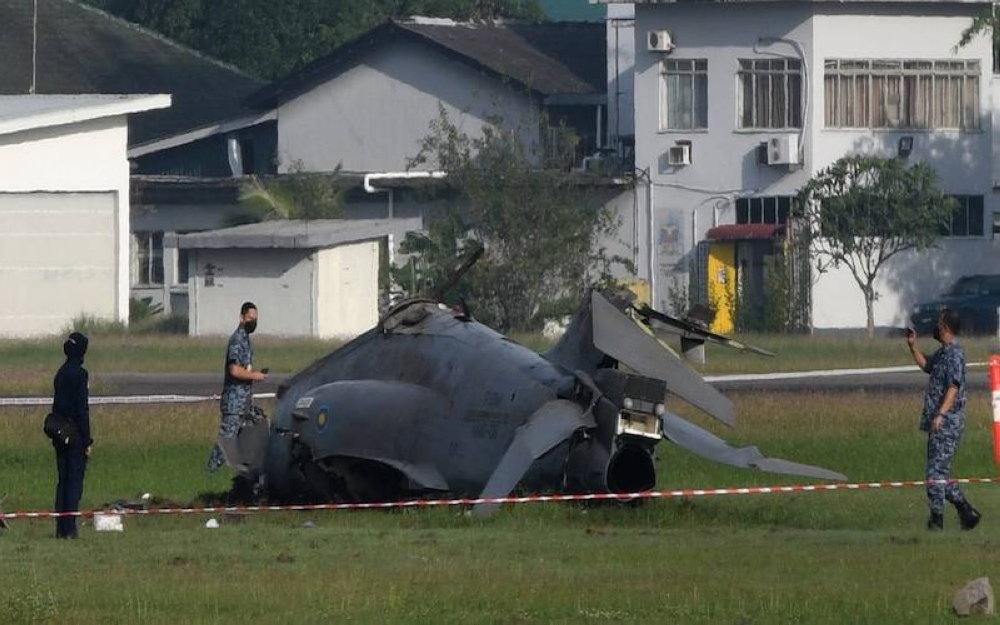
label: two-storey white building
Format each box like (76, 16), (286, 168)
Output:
(607, 0), (999, 332)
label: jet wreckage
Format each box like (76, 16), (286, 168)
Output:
(223, 286), (845, 513)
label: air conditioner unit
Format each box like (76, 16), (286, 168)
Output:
(647, 30), (675, 53)
(766, 135), (800, 166)
(667, 144), (691, 166)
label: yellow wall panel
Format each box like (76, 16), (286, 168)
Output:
(707, 242), (736, 334)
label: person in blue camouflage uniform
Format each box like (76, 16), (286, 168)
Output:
(907, 308), (981, 531)
(206, 302), (268, 472)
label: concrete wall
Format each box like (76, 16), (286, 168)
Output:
(808, 4), (997, 329)
(187, 248), (315, 336)
(187, 242), (382, 338)
(632, 2), (999, 326)
(276, 37), (540, 173)
(633, 3), (816, 309)
(0, 192), (117, 336)
(0, 116), (131, 334)
(316, 241), (380, 338)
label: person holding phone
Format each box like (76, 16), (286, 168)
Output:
(206, 302), (268, 472)
(906, 309), (981, 531)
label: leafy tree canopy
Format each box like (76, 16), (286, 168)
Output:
(84, 0), (544, 79)
(230, 162), (344, 226)
(395, 108), (628, 332)
(797, 156), (955, 338)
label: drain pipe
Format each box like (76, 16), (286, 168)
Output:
(648, 175), (656, 308)
(363, 170), (447, 273)
(363, 171), (447, 194)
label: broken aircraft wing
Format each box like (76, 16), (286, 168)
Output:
(660, 412), (847, 482)
(474, 399), (596, 516)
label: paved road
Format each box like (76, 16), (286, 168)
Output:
(97, 372), (291, 398)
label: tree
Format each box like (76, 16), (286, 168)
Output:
(797, 156), (956, 338)
(84, 1), (544, 79)
(957, 8), (998, 50)
(231, 162), (344, 225)
(398, 108), (627, 331)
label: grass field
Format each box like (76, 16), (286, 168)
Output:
(2, 331), (998, 396)
(2, 391), (1000, 622)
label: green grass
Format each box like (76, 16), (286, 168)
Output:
(0, 336), (341, 395)
(2, 392), (1000, 622)
(3, 332), (998, 396)
(699, 333), (1000, 374)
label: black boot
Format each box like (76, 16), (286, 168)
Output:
(927, 512), (944, 531)
(956, 501), (981, 530)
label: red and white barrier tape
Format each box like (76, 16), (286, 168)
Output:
(4, 477), (998, 520)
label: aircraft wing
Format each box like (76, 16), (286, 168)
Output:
(474, 399), (595, 516)
(660, 412), (846, 481)
(590, 291), (736, 427)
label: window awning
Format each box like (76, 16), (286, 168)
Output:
(705, 223), (784, 241)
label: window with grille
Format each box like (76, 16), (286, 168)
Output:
(660, 59), (708, 130)
(134, 231), (164, 286)
(824, 59), (980, 130)
(735, 196), (794, 225)
(737, 59), (802, 129)
(942, 195), (984, 237)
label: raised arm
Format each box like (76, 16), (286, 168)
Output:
(906, 330), (930, 373)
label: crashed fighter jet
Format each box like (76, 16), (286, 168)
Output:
(230, 286), (844, 513)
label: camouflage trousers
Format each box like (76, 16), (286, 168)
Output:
(926, 425), (968, 515)
(205, 412), (242, 473)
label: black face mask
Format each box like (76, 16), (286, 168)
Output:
(933, 325), (942, 343)
(243, 320), (257, 334)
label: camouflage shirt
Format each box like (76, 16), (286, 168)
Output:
(921, 340), (966, 432)
(220, 326), (254, 415)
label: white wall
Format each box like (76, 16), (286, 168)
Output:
(632, 2), (999, 327)
(188, 248), (315, 336)
(632, 3), (815, 308)
(0, 116), (131, 330)
(316, 241), (380, 338)
(0, 192), (117, 336)
(277, 37), (540, 173)
(809, 4), (994, 329)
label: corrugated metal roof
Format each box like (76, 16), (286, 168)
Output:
(0, 94), (170, 136)
(0, 0), (264, 145)
(248, 19), (605, 108)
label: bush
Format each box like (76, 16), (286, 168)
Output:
(67, 314), (129, 336)
(129, 297), (163, 323)
(65, 311), (188, 336)
(133, 314), (189, 335)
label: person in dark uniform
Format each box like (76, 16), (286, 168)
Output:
(52, 332), (92, 539)
(206, 302), (267, 472)
(907, 308), (981, 531)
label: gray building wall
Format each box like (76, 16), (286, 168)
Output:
(276, 37), (542, 173)
(631, 1), (995, 320)
(188, 248), (315, 336)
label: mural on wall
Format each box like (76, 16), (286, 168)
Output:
(658, 211), (683, 260)
(656, 209), (688, 311)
